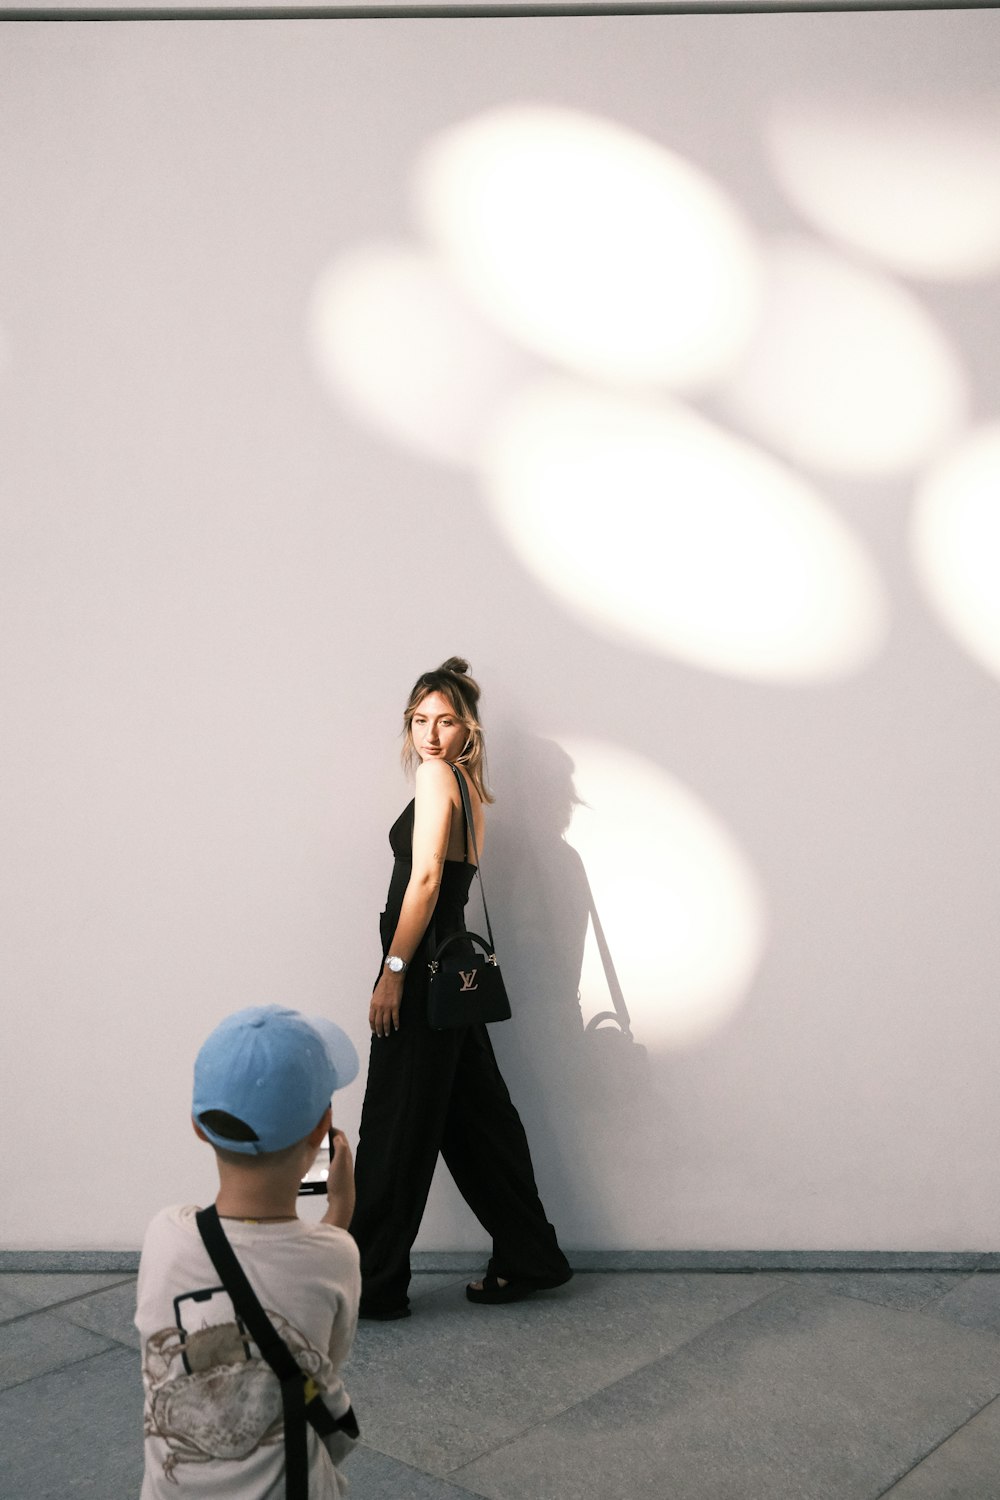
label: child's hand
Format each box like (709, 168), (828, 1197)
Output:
(322, 1128), (356, 1231)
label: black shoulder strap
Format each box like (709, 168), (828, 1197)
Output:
(452, 765), (496, 952)
(195, 1205), (358, 1500)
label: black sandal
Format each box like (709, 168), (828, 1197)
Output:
(466, 1265), (573, 1305)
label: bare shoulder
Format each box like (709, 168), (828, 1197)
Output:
(415, 759), (459, 798)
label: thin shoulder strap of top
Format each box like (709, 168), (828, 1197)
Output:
(451, 764), (496, 952)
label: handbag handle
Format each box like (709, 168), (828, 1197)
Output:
(429, 930), (497, 967)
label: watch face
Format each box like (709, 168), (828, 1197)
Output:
(387, 956), (404, 972)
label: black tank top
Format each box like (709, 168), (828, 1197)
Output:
(379, 797), (478, 966)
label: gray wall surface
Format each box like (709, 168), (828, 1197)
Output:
(2, 11), (1000, 1251)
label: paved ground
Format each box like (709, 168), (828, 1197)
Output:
(3, 1265), (1000, 1497)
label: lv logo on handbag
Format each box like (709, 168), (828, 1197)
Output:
(459, 970), (479, 991)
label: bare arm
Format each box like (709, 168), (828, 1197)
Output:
(369, 760), (456, 1037)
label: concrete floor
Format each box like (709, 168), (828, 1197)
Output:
(3, 1265), (1000, 1498)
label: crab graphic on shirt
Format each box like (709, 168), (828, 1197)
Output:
(143, 1311), (326, 1480)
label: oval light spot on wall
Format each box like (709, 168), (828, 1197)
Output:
(413, 105), (762, 390)
(911, 423), (1000, 683)
(767, 98), (1000, 281)
(479, 377), (888, 682)
(558, 738), (766, 1049)
(720, 238), (968, 477)
(308, 243), (529, 467)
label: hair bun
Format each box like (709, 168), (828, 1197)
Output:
(439, 656), (471, 676)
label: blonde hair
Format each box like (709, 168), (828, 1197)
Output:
(401, 656), (494, 804)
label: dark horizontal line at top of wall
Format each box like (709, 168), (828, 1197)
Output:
(1, 0), (997, 20)
(4, 1248), (1000, 1273)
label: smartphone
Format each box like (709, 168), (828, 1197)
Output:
(174, 1287), (251, 1372)
(298, 1127), (336, 1196)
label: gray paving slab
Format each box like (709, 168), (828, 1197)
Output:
(0, 1285), (35, 1322)
(348, 1444), (483, 1497)
(53, 1278), (142, 1350)
(409, 1272), (471, 1303)
(565, 1251), (987, 1273)
(412, 1253), (489, 1273)
(0, 1347), (143, 1499)
(0, 1251), (139, 1273)
(452, 1283), (1000, 1500)
(0, 1272), (135, 1313)
(927, 1272), (1000, 1337)
(345, 1271), (781, 1475)
(0, 1309), (115, 1393)
(881, 1394), (1000, 1499)
(776, 1271), (971, 1312)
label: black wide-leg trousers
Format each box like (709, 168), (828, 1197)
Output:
(350, 1008), (569, 1313)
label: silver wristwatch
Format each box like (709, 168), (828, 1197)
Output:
(385, 955), (409, 974)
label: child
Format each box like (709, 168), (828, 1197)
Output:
(136, 1004), (361, 1498)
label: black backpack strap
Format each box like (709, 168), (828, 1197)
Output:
(195, 1205), (358, 1499)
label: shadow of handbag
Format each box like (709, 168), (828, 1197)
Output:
(580, 873), (648, 1097)
(426, 766), (513, 1031)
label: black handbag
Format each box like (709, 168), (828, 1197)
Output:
(426, 767), (512, 1030)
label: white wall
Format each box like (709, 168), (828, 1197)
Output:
(3, 10), (1000, 1251)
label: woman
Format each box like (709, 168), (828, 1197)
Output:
(349, 657), (571, 1320)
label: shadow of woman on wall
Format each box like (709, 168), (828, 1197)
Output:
(484, 730), (654, 1244)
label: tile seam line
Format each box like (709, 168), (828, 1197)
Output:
(441, 1277), (794, 1480)
(0, 1278), (140, 1330)
(353, 1440), (480, 1494)
(0, 1341), (125, 1398)
(1, 1305), (135, 1341)
(3, 1278), (138, 1314)
(55, 1325), (141, 1354)
(908, 1266), (984, 1319)
(801, 1266), (983, 1317)
(874, 1389), (1000, 1499)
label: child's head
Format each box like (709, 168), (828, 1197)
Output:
(192, 1005), (359, 1160)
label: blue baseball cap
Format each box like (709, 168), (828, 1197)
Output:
(192, 1005), (360, 1155)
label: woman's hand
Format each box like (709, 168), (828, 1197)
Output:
(370, 969), (404, 1038)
